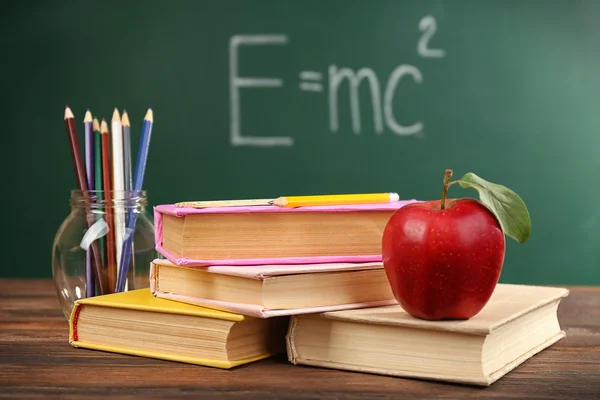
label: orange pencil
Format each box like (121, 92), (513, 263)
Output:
(100, 119), (117, 292)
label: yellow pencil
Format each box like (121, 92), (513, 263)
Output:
(272, 193), (399, 208)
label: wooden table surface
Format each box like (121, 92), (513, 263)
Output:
(1, 280), (599, 399)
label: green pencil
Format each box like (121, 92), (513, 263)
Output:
(93, 117), (106, 266)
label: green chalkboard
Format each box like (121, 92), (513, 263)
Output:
(2, 0), (598, 284)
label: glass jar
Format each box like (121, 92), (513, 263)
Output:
(52, 190), (156, 321)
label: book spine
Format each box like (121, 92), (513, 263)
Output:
(285, 316), (299, 364)
(69, 303), (84, 343)
(153, 207), (164, 258)
(149, 262), (159, 294)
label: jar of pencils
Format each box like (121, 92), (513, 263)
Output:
(52, 189), (156, 321)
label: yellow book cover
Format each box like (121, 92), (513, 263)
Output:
(69, 289), (287, 368)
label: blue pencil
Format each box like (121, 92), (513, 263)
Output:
(116, 107), (153, 292)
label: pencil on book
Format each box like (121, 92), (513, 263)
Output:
(101, 118), (117, 293)
(116, 107), (154, 293)
(83, 110), (95, 298)
(175, 193), (401, 209)
(93, 117), (106, 268)
(271, 193), (400, 208)
(64, 106), (107, 295)
(175, 198), (276, 208)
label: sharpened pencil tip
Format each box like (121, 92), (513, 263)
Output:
(144, 107), (153, 122)
(84, 109), (93, 123)
(121, 110), (130, 127)
(100, 119), (108, 133)
(64, 106), (74, 120)
(112, 108), (121, 122)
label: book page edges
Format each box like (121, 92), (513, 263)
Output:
(69, 340), (274, 369)
(152, 290), (397, 318)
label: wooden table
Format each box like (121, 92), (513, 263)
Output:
(1, 280), (599, 399)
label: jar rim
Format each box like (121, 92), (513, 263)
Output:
(69, 190), (148, 208)
(70, 189), (148, 199)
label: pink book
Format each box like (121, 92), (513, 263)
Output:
(154, 199), (418, 267)
(149, 258), (398, 318)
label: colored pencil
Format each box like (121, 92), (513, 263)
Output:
(111, 108), (126, 288)
(93, 117), (105, 267)
(272, 192), (400, 208)
(84, 110), (95, 192)
(175, 198), (275, 208)
(64, 106), (88, 195)
(100, 119), (117, 293)
(83, 110), (95, 298)
(122, 110), (133, 194)
(116, 107), (153, 292)
(175, 192), (401, 209)
(64, 106), (107, 295)
(133, 108), (154, 192)
(121, 110), (134, 288)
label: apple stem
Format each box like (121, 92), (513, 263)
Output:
(440, 169), (453, 210)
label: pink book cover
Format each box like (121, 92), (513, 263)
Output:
(149, 258), (398, 318)
(154, 199), (418, 267)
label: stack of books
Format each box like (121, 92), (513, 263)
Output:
(69, 197), (569, 386)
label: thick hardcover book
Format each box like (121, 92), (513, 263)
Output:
(287, 284), (569, 386)
(150, 258), (396, 318)
(69, 289), (287, 368)
(154, 200), (418, 267)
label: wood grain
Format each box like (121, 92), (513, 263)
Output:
(0, 279), (598, 399)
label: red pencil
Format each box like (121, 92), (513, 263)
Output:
(64, 106), (108, 295)
(100, 118), (117, 292)
(64, 106), (88, 193)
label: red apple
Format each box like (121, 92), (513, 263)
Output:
(382, 197), (505, 320)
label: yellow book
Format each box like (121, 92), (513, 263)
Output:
(69, 289), (287, 368)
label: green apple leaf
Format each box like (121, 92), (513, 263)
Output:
(457, 172), (531, 243)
